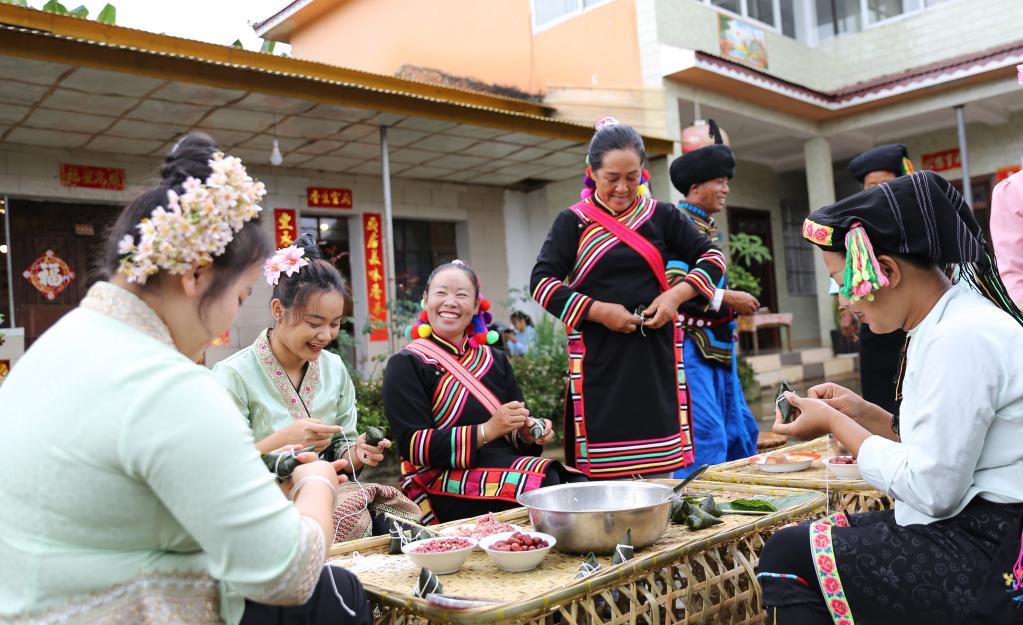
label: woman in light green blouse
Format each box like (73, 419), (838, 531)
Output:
(214, 232), (420, 541)
(0, 134), (371, 625)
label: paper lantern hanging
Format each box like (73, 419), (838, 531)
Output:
(681, 119), (730, 154)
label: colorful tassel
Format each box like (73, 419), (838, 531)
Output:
(901, 157), (915, 176)
(841, 223), (889, 303)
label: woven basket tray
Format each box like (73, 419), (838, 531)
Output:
(328, 481), (825, 625)
(703, 436), (894, 513)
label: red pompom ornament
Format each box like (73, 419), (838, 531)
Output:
(479, 298), (491, 312)
(419, 310), (429, 323)
(474, 332), (487, 345)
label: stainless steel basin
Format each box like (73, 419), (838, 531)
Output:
(516, 481), (672, 555)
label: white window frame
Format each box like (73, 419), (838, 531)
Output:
(691, 0), (784, 34)
(530, 0), (616, 33)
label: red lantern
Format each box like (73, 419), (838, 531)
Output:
(681, 120), (730, 154)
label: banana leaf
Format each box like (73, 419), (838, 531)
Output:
(611, 528), (633, 565)
(777, 381), (796, 423)
(388, 520), (412, 555)
(720, 498), (779, 513)
(364, 425), (388, 447)
(670, 497), (691, 524)
(529, 418), (545, 440)
(700, 494), (723, 518)
(575, 552), (601, 578)
(261, 446), (315, 479)
(685, 506), (724, 530)
(414, 568), (442, 598)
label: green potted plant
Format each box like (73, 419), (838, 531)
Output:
(726, 233), (772, 400)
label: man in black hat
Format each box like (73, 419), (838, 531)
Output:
(667, 135), (761, 477)
(844, 144), (914, 415)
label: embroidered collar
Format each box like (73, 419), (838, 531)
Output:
(79, 281), (175, 349)
(592, 192), (641, 219)
(253, 328), (321, 420)
(430, 332), (471, 356)
(679, 201), (710, 221)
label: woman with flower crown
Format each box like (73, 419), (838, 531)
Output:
(213, 232), (421, 541)
(382, 260), (585, 524)
(0, 134), (372, 625)
(530, 118), (727, 479)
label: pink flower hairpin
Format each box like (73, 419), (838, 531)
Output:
(264, 245), (309, 285)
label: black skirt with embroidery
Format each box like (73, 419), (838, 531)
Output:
(758, 497), (1023, 624)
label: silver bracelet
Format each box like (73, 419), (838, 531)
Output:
(288, 474), (336, 501)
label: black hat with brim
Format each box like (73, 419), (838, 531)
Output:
(848, 144), (909, 183)
(669, 144), (736, 195)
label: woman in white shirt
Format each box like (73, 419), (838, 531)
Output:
(759, 171), (1023, 625)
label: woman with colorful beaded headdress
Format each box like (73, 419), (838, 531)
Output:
(381, 259), (585, 524)
(758, 171), (1023, 624)
(0, 133), (373, 625)
(213, 231), (421, 542)
(529, 117), (728, 479)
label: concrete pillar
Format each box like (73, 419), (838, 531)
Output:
(803, 136), (837, 346)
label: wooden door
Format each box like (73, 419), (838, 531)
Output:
(10, 199), (120, 346)
(728, 207), (780, 351)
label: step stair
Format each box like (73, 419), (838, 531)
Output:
(743, 346), (859, 389)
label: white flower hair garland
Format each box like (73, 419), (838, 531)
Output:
(117, 152), (266, 284)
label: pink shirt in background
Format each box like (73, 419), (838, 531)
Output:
(991, 170), (1023, 306)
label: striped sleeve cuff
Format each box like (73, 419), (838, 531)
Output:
(449, 424), (477, 468)
(684, 249), (726, 301)
(407, 428), (433, 466)
(532, 276), (594, 331)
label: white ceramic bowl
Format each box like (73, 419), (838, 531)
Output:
(826, 457), (861, 480)
(401, 536), (477, 574)
(478, 531), (556, 572)
(750, 452), (819, 473)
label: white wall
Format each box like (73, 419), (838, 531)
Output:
(0, 142), (518, 374)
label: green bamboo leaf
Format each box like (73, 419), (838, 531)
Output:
(41, 0), (69, 14)
(96, 3), (116, 24)
(260, 39), (276, 53)
(231, 39), (244, 49)
(69, 3), (87, 17)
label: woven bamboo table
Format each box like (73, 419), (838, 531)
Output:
(703, 436), (894, 513)
(328, 481), (825, 625)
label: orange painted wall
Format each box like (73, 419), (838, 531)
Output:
(287, 0), (642, 93)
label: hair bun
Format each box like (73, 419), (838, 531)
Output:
(161, 132), (218, 189)
(294, 231), (324, 260)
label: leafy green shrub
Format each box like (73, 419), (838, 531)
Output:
(507, 316), (568, 441)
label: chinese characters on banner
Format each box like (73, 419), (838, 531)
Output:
(996, 166), (1021, 182)
(59, 163), (126, 191)
(274, 208), (298, 247)
(308, 187), (353, 209)
(920, 149), (961, 172)
(362, 213), (388, 342)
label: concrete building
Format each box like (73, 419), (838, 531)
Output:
(0, 4), (673, 375)
(259, 0), (1023, 376)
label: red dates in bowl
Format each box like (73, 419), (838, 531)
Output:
(489, 531), (550, 552)
(479, 530), (557, 572)
(825, 455), (861, 479)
